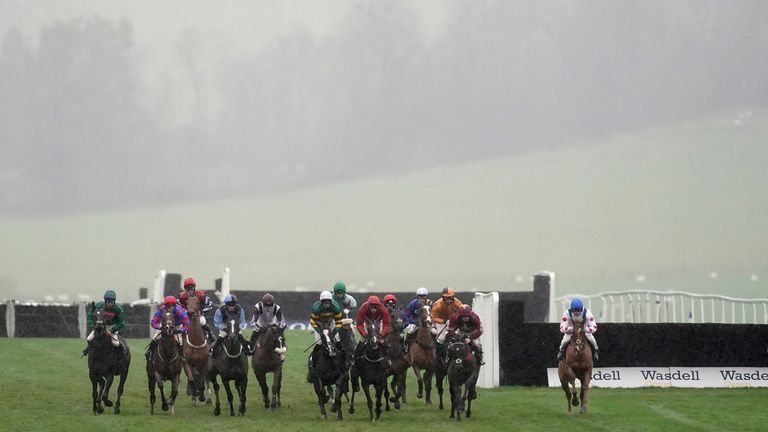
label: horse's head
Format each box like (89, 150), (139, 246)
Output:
(570, 322), (587, 356)
(365, 320), (382, 345)
(319, 328), (337, 358)
(161, 309), (176, 336)
(447, 340), (474, 365)
(418, 305), (433, 327)
(92, 306), (107, 332)
(186, 296), (200, 316)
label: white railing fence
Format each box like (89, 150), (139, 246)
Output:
(551, 290), (768, 324)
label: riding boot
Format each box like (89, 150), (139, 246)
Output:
(203, 324), (215, 343)
(556, 347), (564, 361)
(81, 341), (91, 357)
(145, 339), (158, 361)
(475, 348), (485, 366)
(238, 333), (251, 354)
(404, 332), (415, 352)
(592, 349), (599, 363)
(209, 337), (221, 358)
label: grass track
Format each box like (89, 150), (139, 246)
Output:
(1, 331), (767, 432)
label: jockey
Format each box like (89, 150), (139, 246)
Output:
(447, 304), (485, 365)
(403, 287), (433, 350)
(82, 289), (125, 356)
(177, 277), (215, 342)
(308, 290), (343, 372)
(353, 296), (392, 365)
(210, 294), (249, 357)
(557, 298), (599, 362)
(383, 294), (405, 334)
(146, 295), (190, 360)
(430, 287), (463, 343)
(249, 293), (288, 353)
(332, 281), (357, 362)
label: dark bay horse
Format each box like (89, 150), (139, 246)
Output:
(208, 319), (248, 416)
(446, 339), (480, 421)
(409, 305), (436, 404)
(86, 303), (130, 415)
(147, 308), (183, 415)
(558, 321), (593, 414)
(308, 327), (347, 419)
(383, 328), (409, 410)
(433, 334), (451, 410)
(182, 296), (210, 404)
(349, 321), (389, 421)
(251, 324), (286, 409)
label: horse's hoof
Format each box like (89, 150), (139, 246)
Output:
(348, 407), (355, 414)
(417, 393), (423, 399)
(103, 399), (113, 407)
(213, 407), (221, 416)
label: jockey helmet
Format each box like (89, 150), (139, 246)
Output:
(103, 290), (117, 301)
(320, 290), (333, 301)
(164, 295), (177, 305)
(367, 295), (381, 306)
(262, 293), (274, 307)
(570, 298), (584, 311)
(333, 281), (346, 294)
(416, 287), (428, 296)
(458, 304), (473, 317)
(224, 294), (237, 304)
(442, 287), (455, 298)
(383, 294), (397, 304)
(183, 277), (197, 289)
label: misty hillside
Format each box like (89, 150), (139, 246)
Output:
(2, 108), (767, 302)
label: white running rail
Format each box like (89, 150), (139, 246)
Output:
(551, 290), (768, 324)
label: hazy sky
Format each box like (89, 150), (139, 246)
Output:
(1, 1), (767, 303)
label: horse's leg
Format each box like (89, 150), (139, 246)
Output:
(114, 369), (127, 415)
(435, 370), (445, 410)
(148, 375), (157, 415)
(448, 379), (457, 419)
(238, 374), (247, 416)
(362, 380), (374, 421)
(333, 381), (345, 420)
(374, 382), (384, 420)
(412, 366), (424, 399)
(256, 371), (269, 409)
(223, 378), (236, 416)
(169, 374), (179, 415)
(570, 379), (579, 407)
(90, 374), (102, 414)
(466, 382), (477, 418)
(347, 368), (358, 414)
(383, 377), (391, 411)
(184, 361), (194, 397)
(424, 369), (434, 405)
(155, 373), (169, 412)
(580, 374), (590, 414)
(211, 374), (222, 416)
(273, 366), (282, 408)
(313, 378), (327, 419)
(101, 374), (115, 407)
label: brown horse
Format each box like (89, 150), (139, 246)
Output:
(182, 296), (210, 404)
(558, 321), (593, 414)
(409, 305), (436, 404)
(384, 328), (410, 410)
(147, 308), (183, 415)
(251, 324), (286, 409)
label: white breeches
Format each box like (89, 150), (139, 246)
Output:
(87, 330), (120, 346)
(559, 333), (598, 350)
(312, 329), (340, 345)
(434, 323), (449, 343)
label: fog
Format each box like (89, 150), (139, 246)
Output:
(2, 0), (766, 216)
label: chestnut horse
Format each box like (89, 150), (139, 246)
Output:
(408, 305), (436, 404)
(558, 320), (593, 414)
(182, 296), (210, 404)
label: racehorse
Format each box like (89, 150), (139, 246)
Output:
(383, 328), (409, 409)
(251, 324), (286, 409)
(408, 304), (436, 404)
(86, 303), (130, 415)
(146, 308), (183, 415)
(308, 327), (347, 419)
(349, 321), (389, 421)
(558, 320), (593, 414)
(446, 338), (480, 421)
(182, 296), (210, 404)
(433, 333), (451, 410)
(208, 319), (248, 416)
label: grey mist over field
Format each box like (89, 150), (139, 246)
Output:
(1, 1), (767, 303)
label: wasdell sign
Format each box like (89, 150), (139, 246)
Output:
(547, 367), (768, 388)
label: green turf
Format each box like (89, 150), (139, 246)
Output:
(1, 331), (766, 431)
